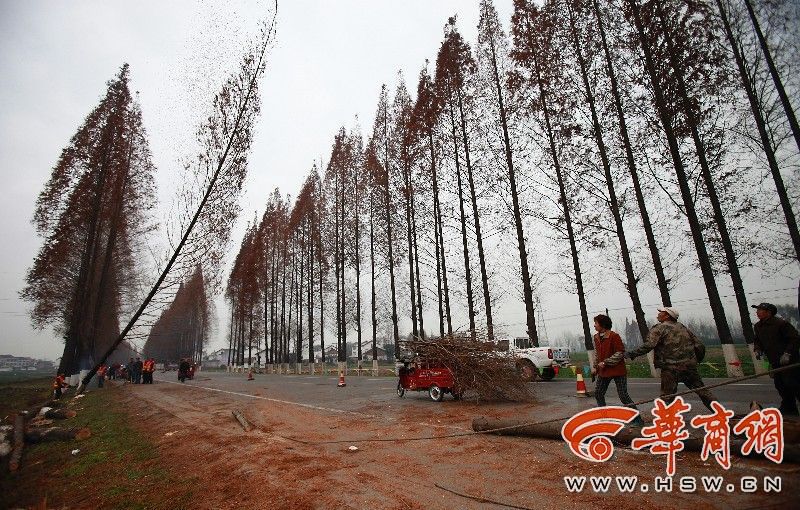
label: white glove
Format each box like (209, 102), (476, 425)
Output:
(780, 352), (791, 366)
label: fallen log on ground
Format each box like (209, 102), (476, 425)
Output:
(232, 410), (252, 432)
(472, 416), (800, 463)
(24, 426), (91, 444)
(41, 408), (77, 420)
(8, 413), (25, 472)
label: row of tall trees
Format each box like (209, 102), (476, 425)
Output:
(22, 65), (157, 376)
(143, 266), (209, 363)
(225, 0), (798, 375)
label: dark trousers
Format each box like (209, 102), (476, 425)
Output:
(660, 366), (716, 411)
(774, 368), (800, 416)
(595, 375), (637, 409)
(97, 376), (104, 388)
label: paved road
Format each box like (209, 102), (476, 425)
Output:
(154, 371), (784, 420)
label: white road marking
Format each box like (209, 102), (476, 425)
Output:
(154, 378), (470, 432)
(155, 378), (376, 418)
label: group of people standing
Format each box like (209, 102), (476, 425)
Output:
(124, 357), (156, 384)
(591, 302), (800, 418)
(52, 357), (160, 398)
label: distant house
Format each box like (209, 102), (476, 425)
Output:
(0, 354), (53, 370)
(203, 348), (233, 368)
(360, 345), (388, 362)
(323, 346), (339, 364)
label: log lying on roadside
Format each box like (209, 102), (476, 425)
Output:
(24, 426), (91, 444)
(472, 416), (800, 464)
(232, 410), (252, 432)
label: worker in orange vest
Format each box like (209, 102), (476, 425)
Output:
(52, 373), (68, 399)
(142, 358), (155, 384)
(97, 364), (107, 388)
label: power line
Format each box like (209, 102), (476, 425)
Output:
(503, 287), (799, 327)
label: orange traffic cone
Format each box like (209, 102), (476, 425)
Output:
(576, 371), (587, 397)
(247, 369), (254, 381)
(337, 371), (346, 387)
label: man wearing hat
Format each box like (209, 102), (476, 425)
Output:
(753, 302), (800, 415)
(627, 306), (716, 411)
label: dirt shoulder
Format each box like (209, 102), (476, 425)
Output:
(4, 377), (799, 509)
(113, 378), (800, 510)
(1, 380), (196, 510)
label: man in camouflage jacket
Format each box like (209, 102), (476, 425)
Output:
(627, 307), (717, 411)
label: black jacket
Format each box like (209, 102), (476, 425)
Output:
(754, 316), (800, 366)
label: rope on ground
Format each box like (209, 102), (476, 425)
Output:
(433, 482), (535, 510)
(288, 362), (800, 446)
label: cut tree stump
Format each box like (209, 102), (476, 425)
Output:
(8, 413), (25, 472)
(0, 425), (13, 458)
(24, 426), (91, 444)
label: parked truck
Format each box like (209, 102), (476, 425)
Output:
(496, 336), (570, 381)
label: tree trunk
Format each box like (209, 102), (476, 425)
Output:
(319, 238), (325, 366)
(354, 168), (363, 361)
(297, 227), (304, 364)
(280, 236), (288, 363)
(8, 413), (25, 472)
(404, 159), (419, 339)
(228, 296), (235, 366)
(455, 72), (494, 341)
(270, 238), (279, 364)
(411, 189), (424, 338)
(339, 163), (347, 364)
(446, 85), (476, 338)
(288, 239), (296, 364)
(383, 106), (400, 356)
(369, 186), (378, 360)
(653, 2), (747, 374)
(530, 43), (592, 352)
(430, 131), (453, 336)
(592, 0), (672, 309)
(308, 215), (315, 364)
(248, 309), (253, 366)
(714, 0), (800, 263)
(626, 0), (736, 364)
(742, 0), (800, 154)
(63, 119), (119, 376)
(86, 139), (133, 362)
(486, 25), (537, 345)
(567, 2), (650, 352)
(25, 426), (92, 444)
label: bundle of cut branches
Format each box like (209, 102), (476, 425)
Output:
(399, 333), (533, 402)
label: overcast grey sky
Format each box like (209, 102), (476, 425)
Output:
(1, 1), (797, 361)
